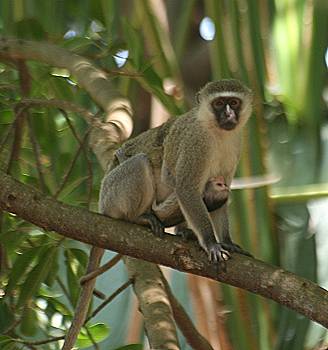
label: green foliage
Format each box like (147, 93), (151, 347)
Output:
(0, 302), (14, 333)
(0, 336), (16, 349)
(0, 0), (327, 349)
(16, 245), (57, 308)
(64, 248), (88, 306)
(76, 323), (110, 348)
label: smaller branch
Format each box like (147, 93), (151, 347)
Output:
(18, 335), (65, 346)
(3, 317), (22, 335)
(54, 129), (90, 199)
(6, 60), (31, 169)
(93, 289), (106, 300)
(56, 277), (73, 308)
(62, 247), (104, 350)
(80, 254), (122, 285)
(85, 146), (93, 208)
(17, 59), (31, 96)
(59, 109), (93, 208)
(27, 116), (48, 193)
(163, 278), (214, 350)
(6, 106), (26, 173)
(101, 66), (143, 78)
(0, 83), (17, 90)
(0, 38), (133, 118)
(85, 279), (132, 323)
(15, 98), (104, 129)
(10, 99), (97, 203)
(0, 122), (14, 154)
(59, 109), (85, 145)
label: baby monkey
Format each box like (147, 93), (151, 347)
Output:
(100, 155), (230, 236)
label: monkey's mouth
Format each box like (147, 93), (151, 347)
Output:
(216, 109), (238, 130)
(218, 119), (238, 130)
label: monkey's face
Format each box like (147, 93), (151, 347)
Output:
(211, 96), (242, 130)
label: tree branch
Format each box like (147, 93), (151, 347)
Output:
(0, 38), (123, 112)
(0, 37), (133, 170)
(1, 170), (328, 329)
(62, 247), (104, 350)
(124, 258), (180, 350)
(162, 277), (214, 350)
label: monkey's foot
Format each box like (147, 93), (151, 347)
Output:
(139, 213), (165, 238)
(206, 243), (231, 263)
(222, 241), (253, 257)
(175, 228), (198, 241)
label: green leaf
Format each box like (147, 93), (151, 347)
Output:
(3, 344), (18, 350)
(133, 63), (182, 115)
(57, 176), (90, 201)
(6, 245), (46, 294)
(38, 285), (62, 298)
(62, 37), (92, 50)
(76, 323), (110, 348)
(0, 301), (14, 333)
(0, 229), (27, 254)
(44, 248), (59, 286)
(47, 298), (72, 316)
(16, 246), (58, 308)
(0, 336), (15, 345)
(122, 21), (144, 70)
(20, 307), (38, 336)
(64, 248), (82, 306)
(69, 248), (88, 271)
(15, 18), (46, 40)
(0, 109), (14, 124)
(114, 345), (143, 350)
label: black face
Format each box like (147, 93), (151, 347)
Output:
(211, 96), (242, 130)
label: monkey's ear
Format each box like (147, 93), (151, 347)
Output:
(196, 92), (201, 104)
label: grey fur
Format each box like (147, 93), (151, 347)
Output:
(99, 79), (253, 262)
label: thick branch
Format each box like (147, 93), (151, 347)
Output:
(1, 170), (328, 329)
(124, 258), (180, 350)
(0, 37), (133, 170)
(1, 38), (121, 112)
(163, 278), (214, 350)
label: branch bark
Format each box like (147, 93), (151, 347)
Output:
(1, 171), (328, 329)
(62, 248), (104, 350)
(162, 271), (214, 350)
(124, 258), (180, 350)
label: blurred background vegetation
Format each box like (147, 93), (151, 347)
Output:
(0, 0), (327, 349)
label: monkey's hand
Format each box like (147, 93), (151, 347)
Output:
(204, 242), (231, 263)
(175, 227), (198, 241)
(139, 212), (165, 238)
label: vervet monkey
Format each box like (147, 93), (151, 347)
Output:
(100, 166), (229, 233)
(99, 79), (253, 263)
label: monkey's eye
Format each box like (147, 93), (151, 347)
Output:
(212, 98), (225, 109)
(229, 98), (241, 108)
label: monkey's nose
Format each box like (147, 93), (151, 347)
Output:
(225, 104), (236, 121)
(215, 182), (229, 189)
